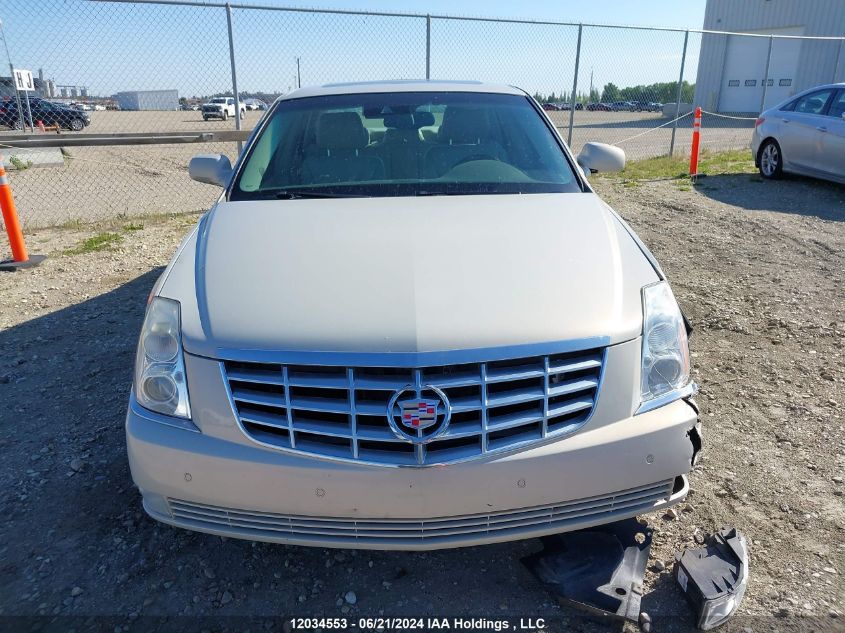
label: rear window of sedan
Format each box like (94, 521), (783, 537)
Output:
(231, 91), (582, 199)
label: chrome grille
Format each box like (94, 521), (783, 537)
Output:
(168, 480), (672, 547)
(222, 346), (604, 466)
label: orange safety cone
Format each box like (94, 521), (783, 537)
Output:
(0, 156), (45, 271)
(689, 106), (702, 178)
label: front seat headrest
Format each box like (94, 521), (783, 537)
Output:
(316, 112), (369, 150)
(438, 107), (491, 144)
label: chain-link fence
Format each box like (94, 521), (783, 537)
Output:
(1, 0), (843, 229)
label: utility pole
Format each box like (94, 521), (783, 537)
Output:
(296, 57), (301, 89)
(0, 19), (27, 132)
(224, 3), (242, 153)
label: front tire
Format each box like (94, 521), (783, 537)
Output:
(222, 111), (228, 121)
(758, 139), (783, 179)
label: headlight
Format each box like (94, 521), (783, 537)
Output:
(638, 281), (692, 413)
(134, 297), (191, 418)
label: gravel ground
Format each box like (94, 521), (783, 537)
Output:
(0, 173), (843, 632)
(3, 110), (753, 229)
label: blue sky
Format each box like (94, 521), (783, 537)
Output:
(316, 0), (706, 29)
(3, 0), (707, 98)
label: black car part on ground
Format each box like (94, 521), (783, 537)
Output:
(522, 518), (652, 624)
(674, 527), (749, 630)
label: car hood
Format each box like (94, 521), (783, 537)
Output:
(161, 193), (659, 358)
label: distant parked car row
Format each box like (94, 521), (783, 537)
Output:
(543, 100), (663, 113)
(606, 101), (663, 112)
(243, 98), (268, 111)
(542, 102), (583, 111)
(181, 97), (269, 113)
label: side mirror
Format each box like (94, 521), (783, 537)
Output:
(576, 142), (626, 173)
(189, 154), (233, 187)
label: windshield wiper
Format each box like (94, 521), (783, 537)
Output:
(415, 190), (473, 196)
(415, 189), (516, 196)
(271, 188), (363, 199)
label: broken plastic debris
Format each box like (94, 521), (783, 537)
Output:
(522, 518), (652, 623)
(674, 526), (749, 630)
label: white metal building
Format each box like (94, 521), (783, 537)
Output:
(694, 0), (845, 113)
(116, 90), (179, 111)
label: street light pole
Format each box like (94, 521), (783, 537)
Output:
(296, 57), (301, 89)
(0, 19), (27, 132)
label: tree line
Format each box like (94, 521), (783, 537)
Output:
(534, 80), (694, 105)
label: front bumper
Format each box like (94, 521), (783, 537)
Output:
(127, 390), (699, 550)
(751, 128), (762, 166)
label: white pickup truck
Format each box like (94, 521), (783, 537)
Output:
(201, 97), (245, 121)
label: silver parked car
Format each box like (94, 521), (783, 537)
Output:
(752, 82), (845, 184)
(126, 81), (701, 550)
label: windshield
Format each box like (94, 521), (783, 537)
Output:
(231, 91), (582, 199)
(211, 98), (228, 104)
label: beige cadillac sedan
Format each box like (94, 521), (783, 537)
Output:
(126, 81), (701, 550)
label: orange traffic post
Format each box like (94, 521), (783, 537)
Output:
(689, 106), (702, 178)
(0, 155), (45, 271)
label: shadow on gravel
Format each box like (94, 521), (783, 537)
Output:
(692, 174), (845, 221)
(0, 269), (162, 611)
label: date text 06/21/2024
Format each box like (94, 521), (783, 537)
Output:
(289, 618), (547, 631)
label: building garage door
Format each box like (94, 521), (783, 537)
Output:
(718, 27), (803, 113)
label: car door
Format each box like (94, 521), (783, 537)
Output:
(50, 104), (72, 128)
(27, 99), (54, 125)
(817, 89), (845, 181)
(31, 100), (53, 124)
(777, 89), (834, 172)
(16, 97), (39, 126)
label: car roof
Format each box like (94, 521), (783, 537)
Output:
(795, 82), (845, 93)
(277, 80), (526, 102)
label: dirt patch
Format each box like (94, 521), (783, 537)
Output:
(0, 174), (843, 631)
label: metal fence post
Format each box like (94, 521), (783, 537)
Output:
(567, 24), (582, 147)
(0, 20), (27, 132)
(834, 39), (844, 83)
(225, 3), (243, 154)
(669, 29), (689, 157)
(23, 92), (34, 131)
(425, 14), (431, 80)
(760, 34), (773, 113)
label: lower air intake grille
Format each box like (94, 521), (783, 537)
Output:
(168, 479), (672, 547)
